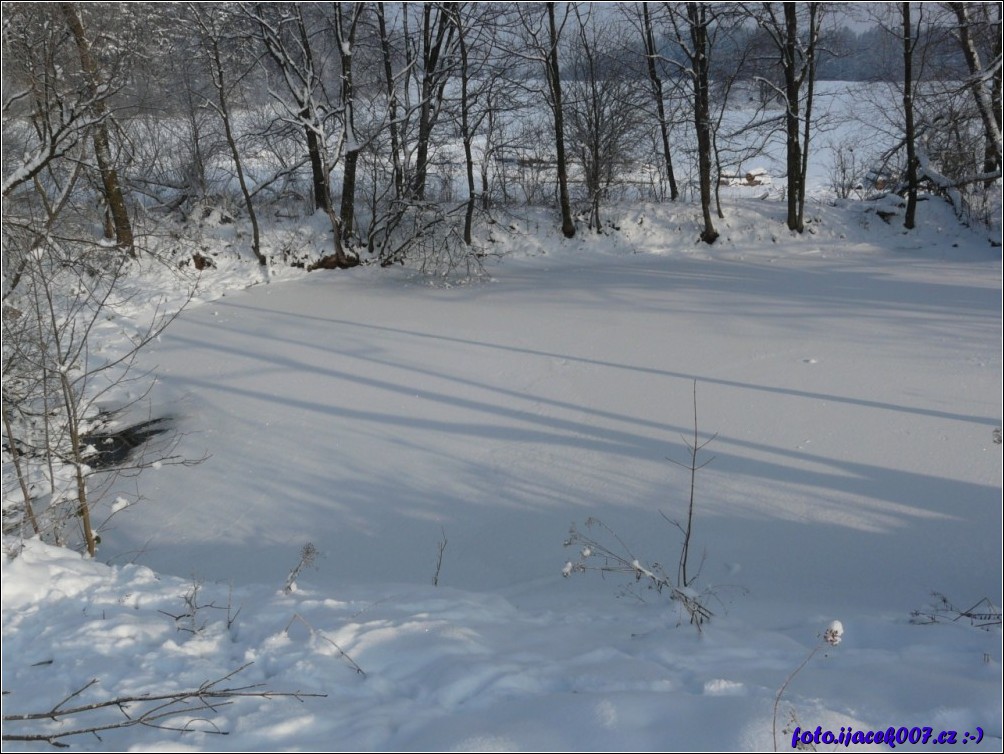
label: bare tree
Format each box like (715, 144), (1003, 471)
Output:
(411, 2), (459, 201)
(248, 3), (356, 268)
(58, 3), (134, 254)
(755, 2), (822, 232)
(666, 2), (720, 243)
(250, 3), (332, 215)
(376, 2), (406, 199)
(567, 6), (646, 232)
(547, 2), (576, 239)
(863, 4), (996, 228)
(949, 2), (1003, 182)
(454, 4), (479, 245)
(515, 3), (576, 238)
(2, 5), (101, 202)
(445, 3), (503, 245)
(636, 2), (680, 201)
(902, 1), (920, 229)
(190, 4), (266, 266)
(334, 3), (365, 245)
(3, 3), (98, 295)
(2, 219), (194, 554)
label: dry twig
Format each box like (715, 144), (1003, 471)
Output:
(2, 663), (325, 747)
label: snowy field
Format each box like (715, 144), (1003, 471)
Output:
(3, 191), (1001, 751)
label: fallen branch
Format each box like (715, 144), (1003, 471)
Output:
(2, 663), (325, 747)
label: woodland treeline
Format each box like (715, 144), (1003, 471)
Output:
(3, 2), (1000, 268)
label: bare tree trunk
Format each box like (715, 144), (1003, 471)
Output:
(412, 3), (456, 200)
(687, 3), (718, 244)
(547, 2), (575, 239)
(481, 96), (494, 210)
(1, 404), (41, 536)
(253, 5), (335, 217)
(642, 3), (679, 201)
(951, 2), (1003, 183)
(180, 66), (208, 200)
(573, 5), (602, 233)
(993, 5), (1003, 181)
(452, 7), (477, 246)
(782, 3), (803, 232)
(252, 4), (352, 267)
(203, 28), (264, 266)
(60, 370), (96, 557)
(336, 3), (363, 244)
(377, 3), (404, 199)
(903, 2), (918, 230)
(294, 13), (331, 214)
(797, 4), (819, 233)
(59, 2), (134, 255)
(303, 121), (330, 211)
(756, 2), (819, 233)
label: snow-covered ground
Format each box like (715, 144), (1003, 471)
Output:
(3, 191), (1001, 750)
